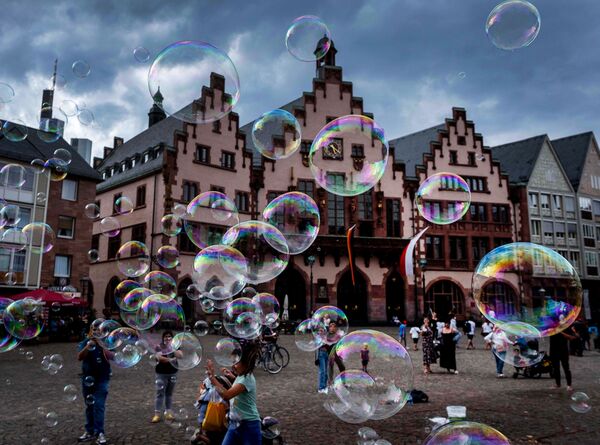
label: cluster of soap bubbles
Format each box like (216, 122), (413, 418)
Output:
(40, 353), (64, 375)
(356, 427), (392, 445)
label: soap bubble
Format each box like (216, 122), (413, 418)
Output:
(331, 370), (377, 420)
(186, 283), (203, 301)
(83, 376), (95, 387)
(312, 306), (349, 345)
(100, 217), (120, 237)
(142, 270), (177, 299)
(486, 0), (541, 51)
(45, 411), (58, 427)
(0, 82), (15, 103)
(148, 40), (240, 124)
(571, 392), (591, 414)
(88, 249), (100, 263)
(294, 319), (322, 352)
(262, 191), (320, 254)
(3, 298), (44, 339)
(358, 427), (379, 441)
(252, 293), (280, 325)
(173, 203), (187, 217)
(422, 421), (510, 445)
(1, 204), (21, 226)
(53, 148), (72, 165)
(121, 288), (152, 313)
(0, 227), (27, 251)
(44, 158), (69, 181)
(156, 245), (180, 268)
(170, 332), (203, 370)
(72, 60), (91, 78)
(193, 320), (209, 336)
(222, 221), (289, 285)
(115, 196), (134, 215)
(36, 192), (47, 204)
(134, 46), (150, 63)
(252, 109), (301, 160)
(309, 115), (388, 197)
(38, 107), (67, 143)
(184, 192), (239, 249)
(491, 322), (548, 368)
(114, 280), (142, 311)
(161, 214), (182, 237)
(84, 203), (100, 219)
(223, 298), (262, 339)
(77, 108), (95, 126)
(63, 384), (78, 402)
(193, 245), (247, 300)
(2, 119), (28, 142)
(0, 164), (26, 188)
(59, 100), (78, 117)
(214, 337), (242, 367)
(116, 241), (150, 277)
(415, 173), (471, 225)
(286, 16), (331, 62)
(473, 242), (582, 337)
(201, 298), (215, 313)
(22, 223), (55, 254)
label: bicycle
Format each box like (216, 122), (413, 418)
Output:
(256, 341), (283, 374)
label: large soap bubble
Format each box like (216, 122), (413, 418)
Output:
(486, 0), (541, 51)
(473, 242), (582, 337)
(262, 192), (320, 254)
(148, 40), (240, 124)
(222, 221), (289, 285)
(309, 115), (388, 197)
(184, 192), (239, 250)
(193, 245), (247, 300)
(22, 223), (55, 254)
(171, 332), (203, 370)
(38, 107), (67, 143)
(415, 173), (471, 225)
(286, 16), (331, 62)
(252, 109), (301, 160)
(423, 421), (510, 445)
(105, 327), (142, 369)
(114, 280), (141, 311)
(0, 164), (26, 188)
(0, 297), (20, 353)
(490, 322), (548, 369)
(223, 298), (262, 340)
(214, 337), (242, 367)
(142, 271), (177, 299)
(312, 306), (349, 346)
(116, 241), (150, 277)
(252, 293), (280, 325)
(294, 319), (322, 352)
(3, 298), (45, 340)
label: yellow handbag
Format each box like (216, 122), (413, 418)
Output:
(202, 390), (227, 432)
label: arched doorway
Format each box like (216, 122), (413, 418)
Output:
(178, 277), (195, 322)
(337, 269), (368, 324)
(274, 266), (306, 321)
(386, 271), (404, 322)
(104, 276), (121, 314)
(425, 280), (464, 320)
(483, 282), (517, 316)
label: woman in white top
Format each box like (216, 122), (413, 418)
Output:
(485, 327), (513, 377)
(481, 321), (493, 350)
(409, 326), (421, 351)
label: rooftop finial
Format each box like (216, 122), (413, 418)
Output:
(51, 58), (58, 90)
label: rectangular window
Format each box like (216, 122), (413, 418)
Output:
(196, 145), (210, 163)
(61, 179), (78, 201)
(465, 176), (487, 192)
(221, 152), (235, 169)
(492, 205), (509, 223)
(470, 203), (487, 221)
(91, 234), (100, 251)
(580, 197), (592, 211)
(596, 226), (600, 242)
(235, 192), (250, 213)
(113, 193), (122, 214)
(468, 152), (476, 166)
(449, 237), (467, 260)
(54, 255), (72, 278)
(457, 135), (466, 145)
(569, 251), (580, 269)
(555, 222), (566, 240)
(183, 181), (198, 203)
(300, 140), (312, 155)
(592, 175), (600, 190)
(543, 221), (554, 238)
(107, 233), (121, 259)
(529, 193), (538, 209)
(358, 192), (373, 220)
(179, 225), (197, 252)
(585, 251), (598, 266)
(386, 199), (401, 237)
(131, 223), (146, 244)
(57, 216), (75, 238)
(449, 151), (457, 164)
(541, 194), (550, 210)
(14, 207), (31, 229)
(136, 185), (146, 207)
(565, 196), (575, 213)
(297, 180), (315, 199)
(327, 174), (345, 235)
(13, 251), (25, 273)
(553, 195), (562, 212)
(531, 220), (541, 236)
(568, 224), (578, 241)
(472, 237), (489, 262)
(593, 200), (600, 216)
(583, 224), (595, 239)
(426, 236), (444, 259)
(351, 144), (364, 158)
(210, 185), (225, 194)
(212, 120), (221, 133)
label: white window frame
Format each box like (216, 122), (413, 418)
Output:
(57, 216), (75, 239)
(541, 194), (550, 210)
(552, 195), (562, 211)
(528, 193), (538, 209)
(585, 251), (597, 266)
(54, 255), (71, 278)
(61, 179), (78, 201)
(583, 224), (594, 239)
(580, 197), (592, 211)
(531, 220), (541, 236)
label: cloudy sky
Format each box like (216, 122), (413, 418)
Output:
(1, 0), (599, 159)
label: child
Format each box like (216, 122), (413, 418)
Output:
(410, 325), (421, 351)
(399, 321), (407, 347)
(191, 371), (234, 445)
(361, 343), (370, 373)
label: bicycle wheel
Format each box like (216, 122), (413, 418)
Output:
(273, 346), (290, 368)
(264, 351), (283, 374)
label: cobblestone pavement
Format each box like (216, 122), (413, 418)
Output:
(2, 328), (600, 445)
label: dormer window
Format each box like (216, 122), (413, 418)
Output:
(143, 152), (150, 163)
(121, 163), (126, 172)
(102, 171), (107, 180)
(131, 158), (136, 168)
(110, 167), (115, 176)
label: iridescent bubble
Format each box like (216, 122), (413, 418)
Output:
(491, 322), (548, 368)
(571, 392), (591, 414)
(262, 191), (320, 254)
(107, 328), (142, 368)
(332, 370), (377, 420)
(234, 311), (262, 339)
(0, 164), (26, 188)
(116, 241), (150, 277)
(415, 173), (471, 225)
(161, 214), (182, 237)
(50, 73), (67, 90)
(473, 242), (582, 337)
(172, 203), (187, 217)
(184, 192), (239, 250)
(262, 417), (281, 440)
(134, 46), (150, 63)
(422, 421), (510, 445)
(309, 115), (389, 197)
(2, 298), (44, 339)
(214, 337), (242, 367)
(97, 320), (121, 343)
(252, 293), (280, 325)
(294, 319), (322, 351)
(223, 298), (262, 339)
(84, 203), (100, 219)
(122, 295), (164, 330)
(170, 332), (203, 370)
(486, 0), (541, 51)
(201, 298), (215, 313)
(0, 227), (27, 251)
(312, 306), (349, 345)
(38, 107), (67, 143)
(77, 109), (95, 126)
(115, 196), (134, 215)
(43, 158), (68, 181)
(2, 119), (28, 142)
(0, 82), (15, 103)
(22, 223), (55, 254)
(186, 283), (202, 301)
(241, 287), (258, 299)
(45, 411), (58, 427)
(148, 40), (240, 124)
(87, 249), (99, 263)
(36, 192), (47, 204)
(222, 221), (289, 285)
(1, 204), (21, 227)
(212, 320), (223, 331)
(156, 299), (186, 330)
(135, 338), (150, 356)
(114, 280), (141, 311)
(142, 271), (177, 299)
(358, 427), (379, 441)
(193, 245), (247, 300)
(53, 148), (72, 165)
(59, 100), (79, 117)
(156, 245), (180, 269)
(252, 109), (301, 160)
(72, 60), (91, 78)
(285, 16), (331, 62)
(193, 320), (209, 336)
(121, 287), (152, 312)
(30, 159), (46, 175)
(100, 216), (121, 237)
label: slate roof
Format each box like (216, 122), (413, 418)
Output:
(388, 124), (446, 179)
(0, 119), (101, 181)
(96, 155), (163, 193)
(551, 132), (594, 190)
(491, 134), (547, 185)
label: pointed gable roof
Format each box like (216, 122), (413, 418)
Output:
(388, 124), (445, 179)
(551, 132), (594, 190)
(491, 134), (548, 185)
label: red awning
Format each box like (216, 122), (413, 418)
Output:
(10, 289), (88, 306)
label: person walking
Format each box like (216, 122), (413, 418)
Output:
(482, 321), (493, 350)
(466, 318), (476, 350)
(152, 331), (183, 423)
(77, 325), (114, 444)
(431, 312), (439, 339)
(398, 320), (407, 347)
(550, 326), (578, 391)
(421, 318), (437, 374)
(485, 326), (512, 378)
(206, 343), (262, 445)
(410, 325), (421, 351)
(439, 321), (459, 374)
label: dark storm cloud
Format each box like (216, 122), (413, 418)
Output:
(1, 0), (599, 155)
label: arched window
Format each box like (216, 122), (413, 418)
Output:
(483, 282), (517, 316)
(426, 280), (464, 317)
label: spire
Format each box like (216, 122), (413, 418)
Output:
(153, 86), (164, 105)
(148, 88), (166, 128)
(51, 58), (58, 90)
(41, 60), (58, 121)
(315, 39), (338, 75)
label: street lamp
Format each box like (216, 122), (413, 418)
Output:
(308, 254), (316, 316)
(418, 259), (428, 319)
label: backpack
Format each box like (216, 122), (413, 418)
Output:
(410, 389), (429, 403)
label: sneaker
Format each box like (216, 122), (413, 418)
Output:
(78, 432), (96, 442)
(96, 433), (107, 445)
(454, 370), (459, 375)
(567, 386), (574, 392)
(318, 388), (328, 394)
(151, 414), (161, 423)
(165, 412), (175, 421)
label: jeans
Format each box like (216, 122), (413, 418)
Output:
(155, 373), (177, 412)
(222, 419), (262, 445)
(82, 377), (109, 435)
(318, 349), (328, 390)
(494, 351), (506, 374)
(552, 354), (572, 387)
